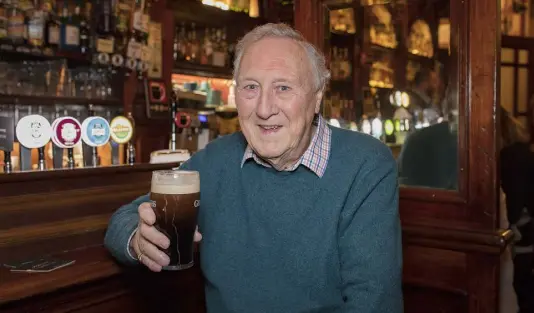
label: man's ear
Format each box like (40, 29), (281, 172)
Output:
(314, 90), (324, 114)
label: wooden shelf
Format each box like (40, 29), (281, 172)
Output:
(173, 61), (233, 79)
(171, 0), (264, 28)
(0, 94), (122, 107)
(0, 46), (92, 65)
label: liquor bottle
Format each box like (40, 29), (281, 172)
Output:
(174, 22), (186, 62)
(188, 22), (199, 63)
(200, 27), (211, 65)
(94, 0), (114, 67)
(78, 1), (90, 54)
(7, 0), (26, 48)
(44, 0), (59, 53)
(59, 0), (80, 52)
(28, 0), (45, 50)
(138, 0), (151, 78)
(113, 0), (133, 70)
(130, 0), (149, 76)
(0, 0), (7, 43)
(220, 27), (228, 67)
(211, 28), (225, 67)
(172, 24), (178, 61)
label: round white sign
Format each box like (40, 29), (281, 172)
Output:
(16, 115), (52, 149)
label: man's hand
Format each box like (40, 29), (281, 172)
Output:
(130, 202), (203, 272)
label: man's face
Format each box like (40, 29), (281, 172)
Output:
(235, 37), (321, 167)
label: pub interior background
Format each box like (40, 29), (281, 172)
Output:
(0, 0), (529, 312)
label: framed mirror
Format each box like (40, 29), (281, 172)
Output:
(320, 0), (463, 193)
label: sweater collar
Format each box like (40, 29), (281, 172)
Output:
(241, 115), (331, 177)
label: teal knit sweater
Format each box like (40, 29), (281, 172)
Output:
(105, 127), (403, 313)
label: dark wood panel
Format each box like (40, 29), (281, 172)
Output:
(0, 163), (176, 197)
(0, 231), (104, 264)
(0, 214), (109, 249)
(0, 246), (206, 313)
(403, 284), (468, 313)
(466, 253), (500, 313)
(403, 246), (467, 295)
(0, 184), (148, 229)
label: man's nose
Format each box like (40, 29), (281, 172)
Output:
(256, 89), (279, 120)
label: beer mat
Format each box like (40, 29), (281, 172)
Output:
(4, 258), (76, 273)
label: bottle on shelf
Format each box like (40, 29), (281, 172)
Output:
(94, 0), (115, 67)
(211, 27), (226, 67)
(28, 0), (46, 51)
(138, 0), (151, 79)
(78, 1), (90, 54)
(7, 0), (27, 50)
(44, 0), (60, 53)
(112, 0), (132, 71)
(59, 0), (80, 52)
(200, 27), (212, 65)
(188, 22), (200, 63)
(174, 22), (187, 62)
(0, 0), (8, 43)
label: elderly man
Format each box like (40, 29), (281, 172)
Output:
(105, 23), (402, 312)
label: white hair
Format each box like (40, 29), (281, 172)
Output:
(232, 23), (331, 92)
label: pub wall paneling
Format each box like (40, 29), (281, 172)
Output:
(294, 0), (511, 313)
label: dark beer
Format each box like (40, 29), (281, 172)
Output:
(150, 170), (200, 270)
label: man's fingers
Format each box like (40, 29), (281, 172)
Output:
(139, 222), (170, 249)
(138, 202), (156, 225)
(194, 226), (203, 242)
(137, 235), (170, 267)
(138, 253), (163, 272)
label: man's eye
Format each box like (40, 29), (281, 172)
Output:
(277, 86), (291, 92)
(244, 85), (258, 90)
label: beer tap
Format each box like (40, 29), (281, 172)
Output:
(83, 104), (100, 167)
(169, 93), (178, 151)
(52, 108), (63, 169)
(15, 108), (52, 172)
(4, 151), (12, 173)
(67, 148), (75, 169)
(107, 110), (120, 165)
(126, 112), (136, 165)
(19, 105), (32, 171)
(50, 109), (83, 170)
(37, 106), (46, 171)
(65, 109), (75, 170)
(0, 112), (14, 174)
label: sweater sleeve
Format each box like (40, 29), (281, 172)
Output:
(104, 194), (150, 265)
(104, 158), (199, 266)
(339, 148), (403, 313)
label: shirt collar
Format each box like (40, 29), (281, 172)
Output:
(241, 115), (331, 177)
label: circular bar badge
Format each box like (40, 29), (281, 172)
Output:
(16, 115), (52, 149)
(82, 116), (111, 147)
(110, 116), (133, 144)
(52, 117), (82, 148)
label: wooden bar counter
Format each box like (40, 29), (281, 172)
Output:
(0, 164), (206, 313)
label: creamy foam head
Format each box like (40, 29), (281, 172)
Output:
(151, 170), (200, 195)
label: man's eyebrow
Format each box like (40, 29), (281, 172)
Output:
(237, 76), (256, 81)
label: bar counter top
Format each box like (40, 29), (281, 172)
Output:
(0, 245), (206, 312)
(0, 245), (120, 305)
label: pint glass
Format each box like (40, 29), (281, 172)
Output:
(150, 170), (200, 270)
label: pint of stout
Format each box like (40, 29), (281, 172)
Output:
(150, 170), (200, 270)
